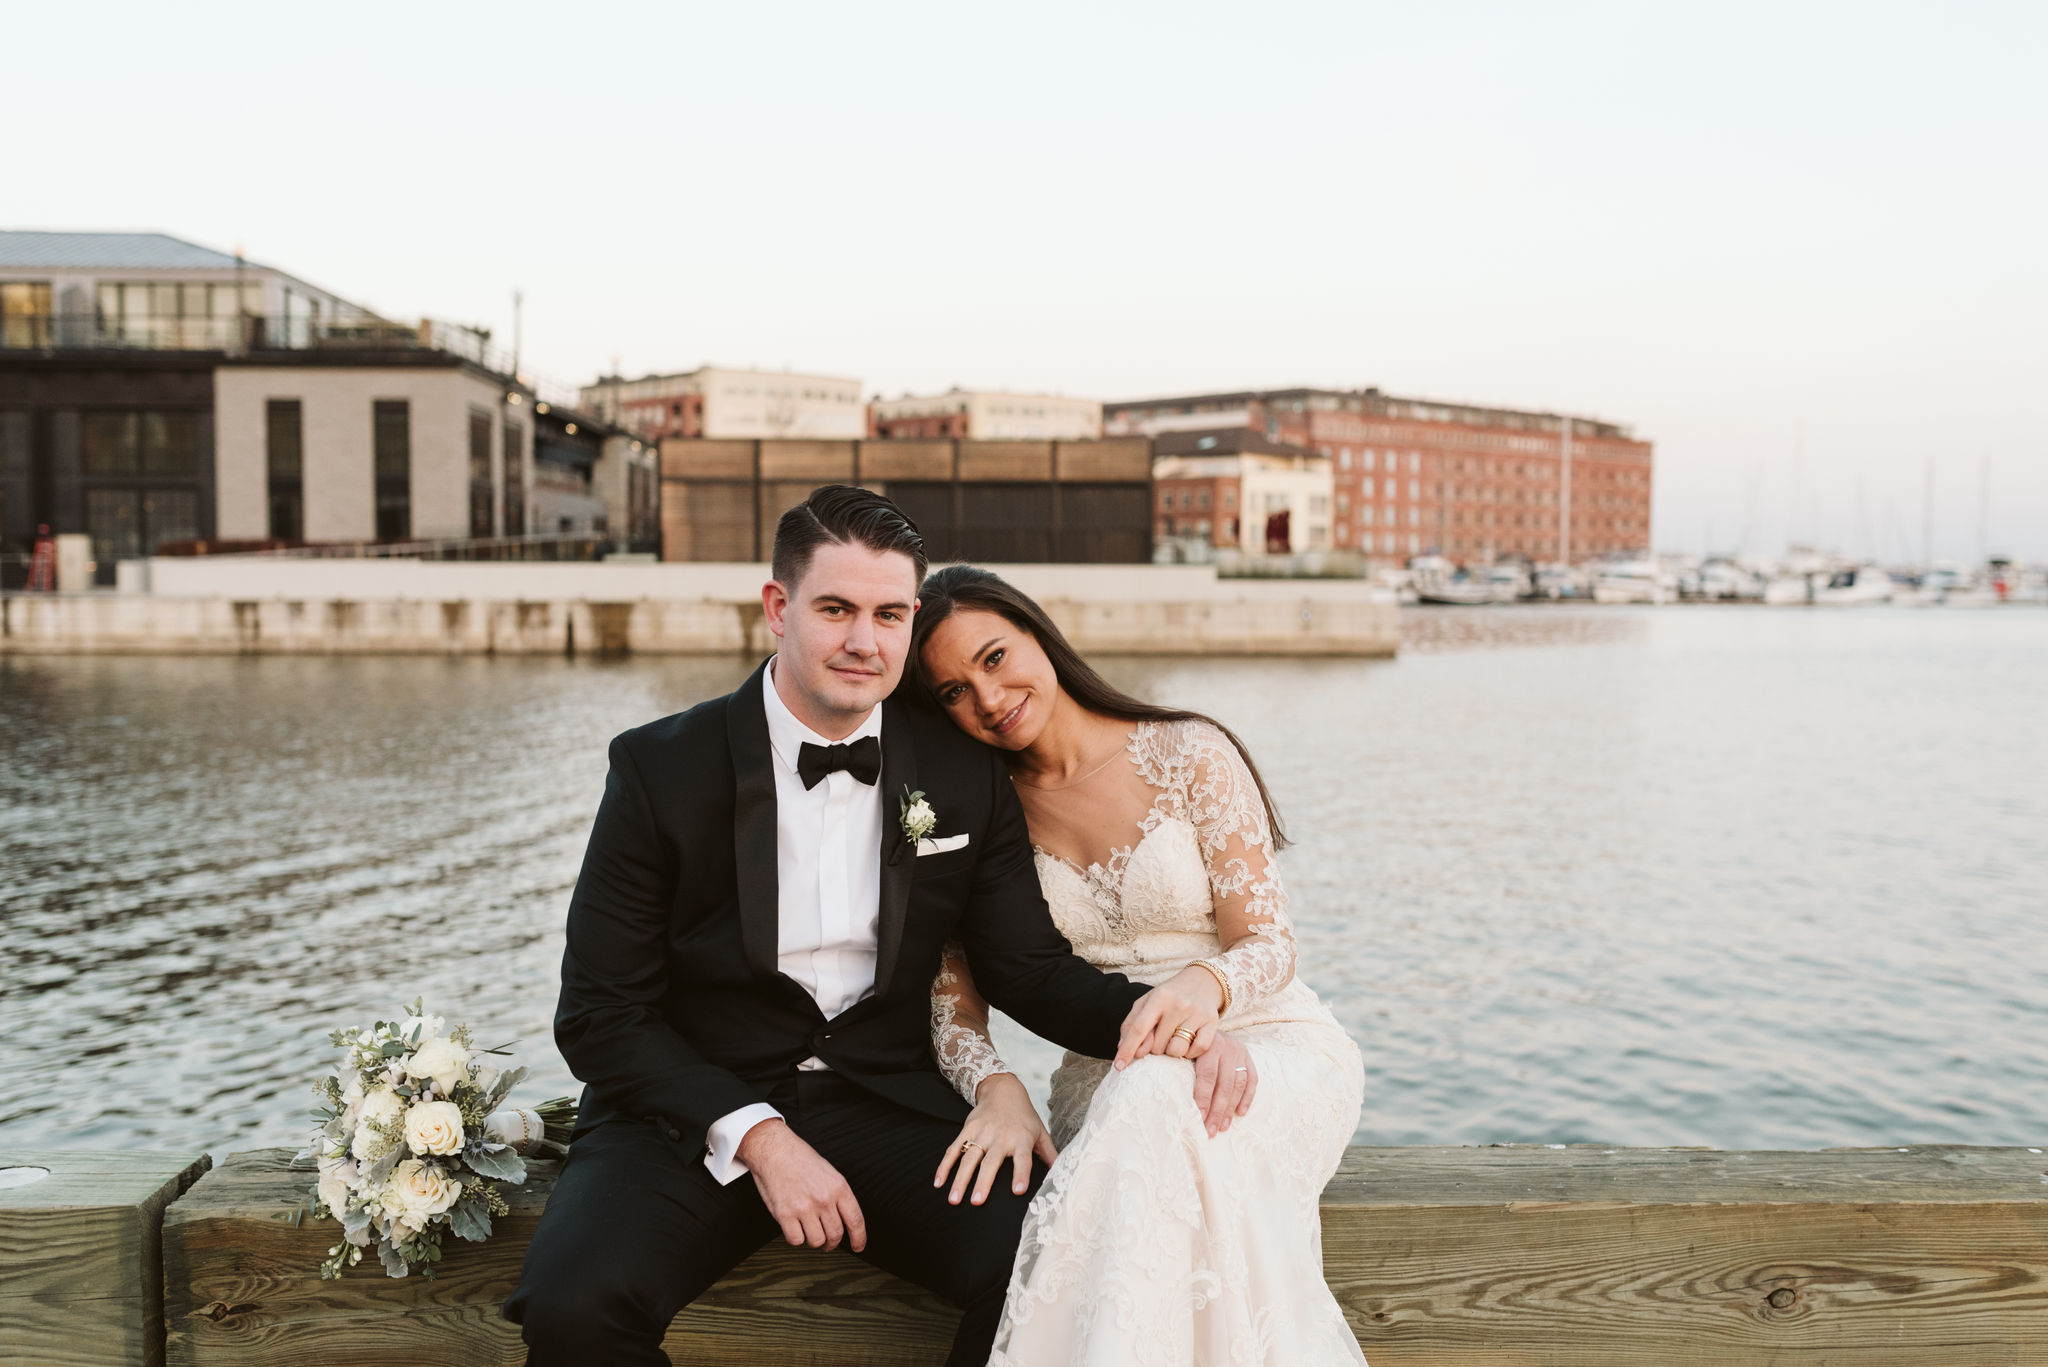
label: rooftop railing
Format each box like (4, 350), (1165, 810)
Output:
(199, 532), (615, 562)
(0, 313), (583, 409)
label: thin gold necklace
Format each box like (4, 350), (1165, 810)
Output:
(1014, 731), (1133, 792)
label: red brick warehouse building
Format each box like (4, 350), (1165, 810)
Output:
(1107, 387), (1653, 565)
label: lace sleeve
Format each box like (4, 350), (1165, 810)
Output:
(931, 940), (1011, 1104)
(1181, 724), (1298, 1013)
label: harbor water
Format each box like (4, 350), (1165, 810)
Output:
(3, 604), (2044, 1153)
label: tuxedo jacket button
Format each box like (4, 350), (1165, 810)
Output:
(664, 1124), (682, 1142)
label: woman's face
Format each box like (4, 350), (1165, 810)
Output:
(919, 607), (1061, 751)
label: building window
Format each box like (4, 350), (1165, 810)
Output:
(1409, 452), (1421, 472)
(1338, 448), (1351, 469)
(1309, 494), (1329, 515)
(1336, 492), (1349, 514)
(1159, 488), (1174, 511)
(1363, 477), (1375, 499)
(1196, 488), (1209, 511)
(83, 411), (199, 474)
(373, 400), (411, 541)
(1410, 479), (1420, 500)
(469, 407), (494, 538)
(2, 282), (53, 348)
(1363, 449), (1376, 471)
(1223, 487), (1237, 510)
(503, 419), (526, 534)
(266, 400), (303, 541)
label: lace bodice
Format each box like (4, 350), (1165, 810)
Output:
(931, 719), (1300, 1103)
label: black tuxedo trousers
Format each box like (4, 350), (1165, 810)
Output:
(504, 664), (1147, 1364)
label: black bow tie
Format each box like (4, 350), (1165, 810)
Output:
(797, 735), (881, 790)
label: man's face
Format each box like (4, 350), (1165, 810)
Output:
(762, 539), (919, 736)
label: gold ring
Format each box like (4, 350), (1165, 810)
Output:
(959, 1141), (981, 1152)
(1171, 1026), (1197, 1042)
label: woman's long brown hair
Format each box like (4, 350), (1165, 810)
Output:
(898, 565), (1289, 849)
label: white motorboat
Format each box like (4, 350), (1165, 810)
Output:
(1411, 556), (1497, 605)
(1813, 565), (1894, 606)
(1763, 572), (1818, 605)
(1485, 562), (1532, 602)
(1592, 559), (1670, 604)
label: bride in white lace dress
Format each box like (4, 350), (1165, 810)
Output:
(903, 566), (1367, 1367)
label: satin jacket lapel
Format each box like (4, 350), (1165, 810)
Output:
(872, 698), (917, 998)
(727, 660), (780, 980)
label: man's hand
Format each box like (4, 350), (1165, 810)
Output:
(1191, 1032), (1258, 1137)
(737, 1118), (867, 1252)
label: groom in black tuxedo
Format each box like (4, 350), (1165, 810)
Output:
(505, 486), (1242, 1365)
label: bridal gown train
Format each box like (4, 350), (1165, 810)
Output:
(931, 719), (1367, 1367)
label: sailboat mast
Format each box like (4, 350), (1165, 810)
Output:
(1558, 415), (1573, 565)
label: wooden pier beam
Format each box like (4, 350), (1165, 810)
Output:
(0, 1148), (212, 1367)
(156, 1143), (2048, 1366)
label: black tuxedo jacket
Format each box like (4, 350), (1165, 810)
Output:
(555, 660), (1148, 1155)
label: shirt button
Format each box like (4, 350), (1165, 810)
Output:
(664, 1124), (682, 1142)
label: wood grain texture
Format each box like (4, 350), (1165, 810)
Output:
(1326, 1145), (2048, 1366)
(158, 1144), (2048, 1366)
(0, 1149), (212, 1367)
(162, 1149), (954, 1367)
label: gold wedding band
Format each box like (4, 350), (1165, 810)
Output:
(959, 1141), (982, 1152)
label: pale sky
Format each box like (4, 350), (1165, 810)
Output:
(12, 1), (2044, 560)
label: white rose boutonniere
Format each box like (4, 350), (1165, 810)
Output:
(900, 787), (938, 847)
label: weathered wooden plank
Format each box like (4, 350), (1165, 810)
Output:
(1325, 1145), (2048, 1365)
(159, 1144), (2048, 1366)
(162, 1149), (954, 1367)
(0, 1149), (212, 1367)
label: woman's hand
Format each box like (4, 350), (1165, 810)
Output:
(932, 1072), (1057, 1206)
(1114, 965), (1226, 1069)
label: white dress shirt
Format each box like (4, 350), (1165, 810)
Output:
(702, 656), (886, 1183)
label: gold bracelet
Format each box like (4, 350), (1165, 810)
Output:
(1192, 959), (1232, 1017)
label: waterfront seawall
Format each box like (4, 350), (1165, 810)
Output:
(0, 561), (1400, 657)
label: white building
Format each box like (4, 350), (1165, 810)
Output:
(580, 365), (865, 441)
(1151, 428), (1332, 559)
(0, 229), (370, 351)
(870, 388), (1102, 441)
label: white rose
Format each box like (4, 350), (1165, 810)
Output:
(317, 1165), (353, 1217)
(405, 1037), (471, 1094)
(350, 1088), (405, 1163)
(907, 798), (934, 827)
(404, 1099), (467, 1156)
(399, 1012), (447, 1044)
(383, 1158), (461, 1232)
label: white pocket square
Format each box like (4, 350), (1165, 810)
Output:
(916, 833), (970, 856)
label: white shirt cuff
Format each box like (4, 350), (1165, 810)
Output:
(703, 1102), (783, 1185)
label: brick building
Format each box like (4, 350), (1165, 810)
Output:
(1108, 387), (1652, 565)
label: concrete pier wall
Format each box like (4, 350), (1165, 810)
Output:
(0, 560), (1400, 657)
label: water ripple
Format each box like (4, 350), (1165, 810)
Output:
(4, 608), (2046, 1154)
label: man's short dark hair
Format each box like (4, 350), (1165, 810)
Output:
(771, 485), (928, 591)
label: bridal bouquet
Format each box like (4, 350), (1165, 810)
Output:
(301, 999), (575, 1279)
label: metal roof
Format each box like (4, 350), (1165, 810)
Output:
(0, 231), (249, 271)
